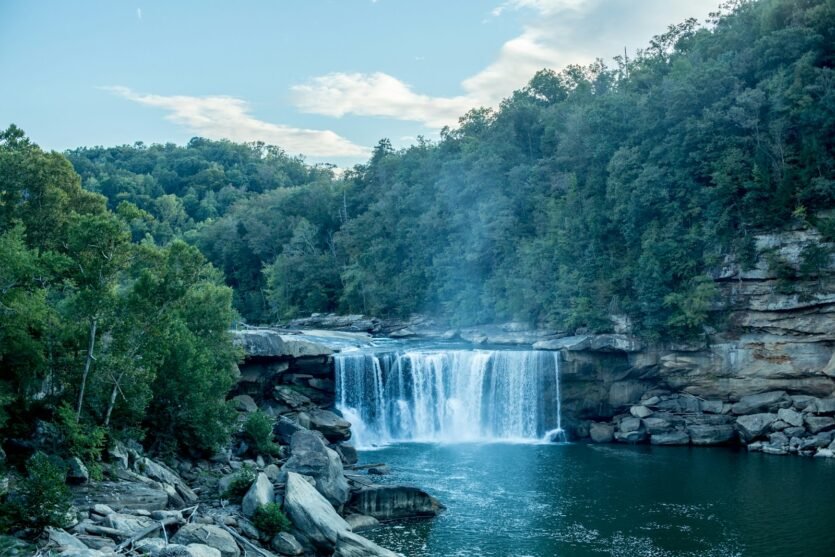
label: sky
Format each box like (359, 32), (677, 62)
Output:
(0, 0), (719, 166)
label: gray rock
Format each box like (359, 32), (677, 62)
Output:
(333, 531), (399, 557)
(762, 445), (788, 456)
(619, 417), (642, 433)
(642, 417), (673, 435)
(367, 465), (390, 476)
(650, 431), (690, 445)
(281, 430), (350, 506)
(158, 546), (192, 557)
(731, 391), (790, 415)
(784, 426), (806, 438)
(171, 525), (240, 557)
(770, 420), (789, 431)
(134, 457), (198, 505)
(813, 398), (835, 414)
(271, 532), (304, 556)
(816, 448), (835, 458)
(135, 538), (167, 554)
(589, 422), (614, 443)
(273, 387), (313, 411)
(275, 416), (306, 445)
(264, 464), (281, 482)
(242, 472), (275, 518)
(67, 457), (89, 485)
(91, 504), (115, 516)
(777, 408), (804, 427)
(185, 545), (222, 557)
(106, 513), (157, 535)
(235, 517), (260, 540)
(687, 424), (736, 445)
(231, 395), (258, 413)
(630, 405), (653, 419)
(307, 409), (352, 443)
(334, 444), (358, 465)
(791, 395), (818, 411)
(46, 527), (88, 551)
(233, 329), (334, 358)
(283, 472), (350, 551)
(701, 399), (724, 414)
(805, 415), (835, 434)
(736, 413), (778, 441)
(107, 442), (129, 469)
(614, 430), (647, 443)
(345, 513), (380, 532)
(348, 485), (444, 521)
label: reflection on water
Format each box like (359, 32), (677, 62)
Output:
(359, 443), (835, 557)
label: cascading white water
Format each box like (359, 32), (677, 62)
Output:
(335, 349), (565, 447)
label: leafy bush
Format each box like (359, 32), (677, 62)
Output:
(3, 452), (72, 531)
(56, 402), (106, 480)
(243, 410), (280, 456)
(222, 465), (256, 503)
(253, 503), (291, 537)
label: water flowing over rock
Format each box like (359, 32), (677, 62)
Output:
(335, 349), (564, 445)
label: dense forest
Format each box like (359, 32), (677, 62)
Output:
(2, 0), (835, 521)
(66, 0), (835, 339)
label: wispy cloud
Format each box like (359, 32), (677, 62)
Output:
(291, 0), (717, 129)
(136, 7), (142, 20)
(104, 86), (368, 157)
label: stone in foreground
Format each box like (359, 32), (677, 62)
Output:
(283, 471), (351, 551)
(334, 531), (399, 557)
(171, 524), (240, 557)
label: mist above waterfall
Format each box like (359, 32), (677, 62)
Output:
(335, 348), (564, 448)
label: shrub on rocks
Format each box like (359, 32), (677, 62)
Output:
(1, 452), (72, 532)
(253, 502), (291, 537)
(221, 465), (256, 503)
(244, 410), (281, 457)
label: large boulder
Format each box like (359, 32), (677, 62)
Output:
(242, 472), (275, 518)
(589, 422), (614, 443)
(283, 472), (351, 552)
(307, 409), (352, 442)
(348, 485), (444, 521)
(731, 391), (790, 415)
(171, 524), (240, 557)
(134, 457), (198, 505)
(334, 531), (399, 557)
(281, 430), (350, 506)
(66, 457), (89, 485)
(271, 532), (304, 556)
(736, 413), (778, 442)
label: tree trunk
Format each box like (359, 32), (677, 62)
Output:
(76, 316), (97, 422)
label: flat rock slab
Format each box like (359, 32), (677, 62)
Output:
(348, 485), (444, 521)
(72, 481), (168, 511)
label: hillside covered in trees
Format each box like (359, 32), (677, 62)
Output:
(66, 0), (835, 340)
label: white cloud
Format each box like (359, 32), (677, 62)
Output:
(291, 0), (717, 129)
(104, 86), (369, 157)
(291, 73), (475, 129)
(136, 7), (142, 20)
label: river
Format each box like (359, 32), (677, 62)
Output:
(358, 442), (835, 557)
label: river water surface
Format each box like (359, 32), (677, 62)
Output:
(359, 442), (835, 557)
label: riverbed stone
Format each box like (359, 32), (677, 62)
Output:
(736, 413), (778, 441)
(701, 399), (724, 414)
(345, 513), (380, 532)
(67, 457), (89, 485)
(642, 417), (673, 435)
(589, 422), (614, 443)
(231, 395), (258, 413)
(812, 398), (835, 415)
(614, 430), (647, 443)
(619, 417), (642, 433)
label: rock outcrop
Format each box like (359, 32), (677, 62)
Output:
(348, 485), (445, 521)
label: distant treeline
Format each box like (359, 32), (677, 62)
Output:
(66, 0), (835, 339)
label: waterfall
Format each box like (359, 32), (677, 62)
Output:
(335, 348), (565, 447)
